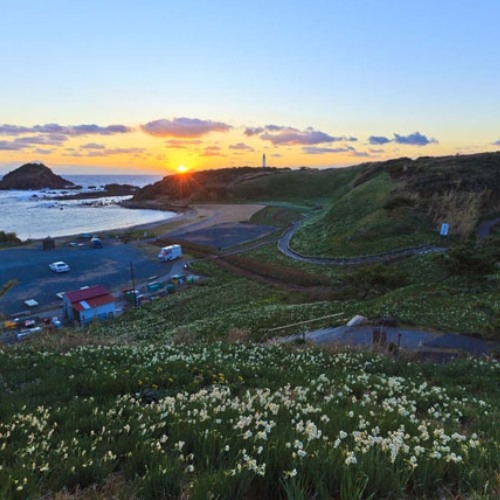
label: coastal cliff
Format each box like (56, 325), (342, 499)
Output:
(0, 163), (75, 190)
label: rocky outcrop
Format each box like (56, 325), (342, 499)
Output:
(0, 163), (75, 190)
(103, 183), (139, 196)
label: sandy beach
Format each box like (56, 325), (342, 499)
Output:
(128, 202), (267, 235)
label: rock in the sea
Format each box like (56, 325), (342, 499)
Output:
(0, 163), (75, 190)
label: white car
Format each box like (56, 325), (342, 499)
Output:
(52, 317), (62, 328)
(49, 261), (70, 273)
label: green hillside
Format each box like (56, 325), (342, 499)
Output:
(134, 152), (500, 256)
(133, 165), (362, 204)
(1, 152), (500, 498)
(291, 170), (444, 258)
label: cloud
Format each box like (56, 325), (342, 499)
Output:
(165, 139), (203, 149)
(201, 146), (224, 157)
(243, 127), (265, 136)
(0, 134), (67, 150)
(261, 128), (350, 146)
(86, 147), (144, 157)
(492, 139), (500, 146)
(368, 131), (438, 147)
(64, 147), (145, 158)
(393, 131), (437, 146)
(0, 140), (24, 150)
(245, 124), (357, 146)
(142, 117), (231, 138)
(302, 146), (355, 155)
(15, 135), (66, 146)
(368, 135), (392, 145)
(229, 142), (255, 152)
(350, 151), (371, 158)
(0, 123), (132, 136)
(0, 125), (32, 135)
(80, 142), (106, 150)
(33, 148), (53, 155)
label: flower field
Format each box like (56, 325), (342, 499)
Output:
(1, 342), (498, 498)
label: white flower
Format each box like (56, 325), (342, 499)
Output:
(283, 468), (298, 478)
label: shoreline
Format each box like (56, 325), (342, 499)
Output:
(14, 202), (266, 245)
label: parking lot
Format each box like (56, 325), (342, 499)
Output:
(0, 238), (182, 318)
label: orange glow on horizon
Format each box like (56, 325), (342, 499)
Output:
(176, 165), (190, 174)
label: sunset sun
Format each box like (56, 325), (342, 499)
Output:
(176, 165), (189, 174)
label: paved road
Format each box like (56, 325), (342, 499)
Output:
(275, 325), (497, 359)
(277, 222), (446, 266)
(476, 217), (500, 240)
(0, 238), (182, 318)
(167, 221), (278, 250)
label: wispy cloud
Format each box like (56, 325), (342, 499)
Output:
(64, 147), (145, 158)
(492, 139), (500, 146)
(87, 147), (144, 156)
(80, 142), (106, 150)
(0, 140), (25, 151)
(33, 148), (53, 155)
(201, 146), (224, 157)
(244, 126), (265, 136)
(165, 139), (203, 149)
(0, 134), (66, 150)
(142, 117), (231, 138)
(302, 145), (355, 155)
(248, 124), (357, 146)
(229, 142), (255, 152)
(0, 123), (132, 136)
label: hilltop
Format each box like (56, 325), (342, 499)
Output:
(0, 162), (75, 190)
(133, 152), (500, 241)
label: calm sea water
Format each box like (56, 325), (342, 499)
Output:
(0, 174), (173, 240)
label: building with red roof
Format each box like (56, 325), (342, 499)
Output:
(62, 285), (117, 325)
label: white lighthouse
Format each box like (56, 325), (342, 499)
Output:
(262, 153), (266, 169)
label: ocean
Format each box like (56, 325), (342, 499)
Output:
(0, 174), (174, 240)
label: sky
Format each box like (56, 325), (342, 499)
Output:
(1, 0), (499, 175)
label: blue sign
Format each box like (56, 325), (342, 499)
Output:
(440, 223), (449, 236)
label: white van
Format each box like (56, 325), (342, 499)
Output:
(158, 244), (182, 262)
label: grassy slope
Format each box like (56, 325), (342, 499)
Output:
(291, 170), (447, 258)
(1, 339), (499, 499)
(229, 166), (361, 203)
(1, 155), (500, 498)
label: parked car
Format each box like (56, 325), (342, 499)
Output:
(51, 317), (62, 328)
(49, 261), (70, 273)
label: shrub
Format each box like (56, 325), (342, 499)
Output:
(438, 242), (497, 276)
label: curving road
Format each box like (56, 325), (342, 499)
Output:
(277, 221), (446, 266)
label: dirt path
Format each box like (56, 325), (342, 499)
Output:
(165, 203), (267, 233)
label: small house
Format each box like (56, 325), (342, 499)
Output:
(63, 285), (116, 325)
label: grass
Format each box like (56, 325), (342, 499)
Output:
(0, 342), (498, 499)
(2, 154), (500, 497)
(234, 242), (500, 338)
(291, 171), (448, 258)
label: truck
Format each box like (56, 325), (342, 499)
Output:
(158, 244), (182, 262)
